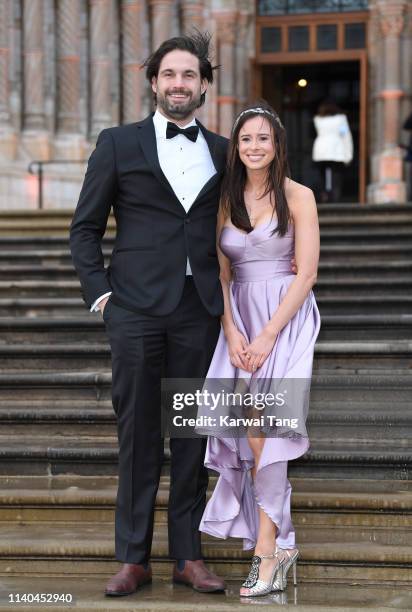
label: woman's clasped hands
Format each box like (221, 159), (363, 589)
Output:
(226, 326), (278, 373)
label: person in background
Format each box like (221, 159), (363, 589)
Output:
(312, 100), (353, 203)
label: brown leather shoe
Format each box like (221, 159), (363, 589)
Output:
(173, 560), (226, 593)
(104, 563), (152, 597)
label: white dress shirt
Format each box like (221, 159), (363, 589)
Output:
(90, 109), (217, 312)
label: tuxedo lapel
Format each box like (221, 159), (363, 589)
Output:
(191, 120), (227, 208)
(136, 115), (186, 213)
(135, 114), (226, 214)
(197, 120), (226, 174)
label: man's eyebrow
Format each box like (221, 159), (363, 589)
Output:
(159, 68), (198, 75)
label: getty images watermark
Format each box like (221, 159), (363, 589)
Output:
(161, 378), (311, 438)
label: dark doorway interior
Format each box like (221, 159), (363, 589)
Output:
(262, 61), (360, 202)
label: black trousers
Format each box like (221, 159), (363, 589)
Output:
(316, 160), (345, 202)
(103, 277), (220, 563)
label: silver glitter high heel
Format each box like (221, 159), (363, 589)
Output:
(272, 547), (299, 591)
(241, 548), (285, 597)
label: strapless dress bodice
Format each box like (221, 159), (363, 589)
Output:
(220, 217), (294, 282)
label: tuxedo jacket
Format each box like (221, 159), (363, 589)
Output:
(69, 114), (228, 317)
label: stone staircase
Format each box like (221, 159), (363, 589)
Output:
(0, 205), (411, 610)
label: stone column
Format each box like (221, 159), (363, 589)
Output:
(148, 0), (174, 51)
(214, 12), (237, 137)
(21, 0), (49, 158)
(181, 1), (208, 124)
(0, 0), (17, 159)
(235, 8), (252, 114)
(121, 0), (144, 123)
(89, 0), (112, 139)
(369, 0), (407, 203)
(181, 0), (204, 32)
(54, 0), (86, 158)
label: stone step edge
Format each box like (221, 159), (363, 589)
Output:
(4, 203), (411, 213)
(0, 371), (411, 386)
(0, 314), (411, 328)
(0, 445), (410, 465)
(1, 296), (411, 307)
(0, 480), (410, 512)
(1, 277), (412, 288)
(0, 527), (410, 565)
(1, 244), (412, 256)
(0, 341), (411, 354)
(2, 260), (412, 270)
(1, 406), (410, 424)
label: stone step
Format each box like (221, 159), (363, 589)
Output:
(0, 397), (409, 420)
(1, 260), (411, 281)
(0, 242), (412, 268)
(0, 429), (409, 478)
(1, 225), (412, 247)
(0, 521), (410, 586)
(318, 314), (412, 340)
(0, 203), (409, 218)
(316, 295), (412, 315)
(1, 295), (411, 317)
(319, 227), (412, 244)
(0, 340), (409, 372)
(320, 242), (412, 256)
(1, 578), (412, 611)
(1, 239), (412, 260)
(0, 370), (410, 403)
(0, 218), (115, 237)
(1, 579), (411, 612)
(0, 476), (410, 545)
(0, 314), (411, 343)
(0, 277), (411, 299)
(0, 210), (411, 230)
(0, 208), (411, 226)
(1, 399), (409, 443)
(315, 202), (412, 215)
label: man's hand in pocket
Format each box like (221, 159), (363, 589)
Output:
(99, 296), (110, 315)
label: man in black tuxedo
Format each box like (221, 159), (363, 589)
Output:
(70, 33), (227, 596)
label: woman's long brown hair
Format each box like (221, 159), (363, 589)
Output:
(221, 100), (291, 237)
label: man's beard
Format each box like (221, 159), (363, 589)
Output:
(156, 89), (201, 120)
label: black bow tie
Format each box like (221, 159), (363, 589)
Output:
(166, 122), (199, 143)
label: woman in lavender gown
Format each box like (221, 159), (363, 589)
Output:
(196, 102), (321, 597)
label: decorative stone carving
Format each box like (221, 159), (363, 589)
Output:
(377, 0), (406, 37)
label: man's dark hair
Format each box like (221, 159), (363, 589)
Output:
(142, 30), (219, 107)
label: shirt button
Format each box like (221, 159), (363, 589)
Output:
(182, 197), (185, 200)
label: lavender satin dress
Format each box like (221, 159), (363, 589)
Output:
(198, 216), (321, 550)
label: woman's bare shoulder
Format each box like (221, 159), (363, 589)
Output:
(285, 178), (315, 212)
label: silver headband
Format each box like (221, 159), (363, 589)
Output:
(233, 107), (284, 131)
